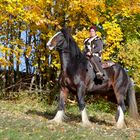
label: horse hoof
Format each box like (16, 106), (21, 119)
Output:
(48, 119), (63, 124)
(116, 122), (127, 129)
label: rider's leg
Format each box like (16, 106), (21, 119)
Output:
(90, 56), (104, 79)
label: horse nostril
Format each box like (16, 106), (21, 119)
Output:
(46, 42), (50, 47)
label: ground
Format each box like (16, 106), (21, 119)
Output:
(0, 94), (140, 140)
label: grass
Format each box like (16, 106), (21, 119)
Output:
(0, 94), (140, 140)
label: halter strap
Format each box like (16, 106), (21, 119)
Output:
(47, 31), (62, 46)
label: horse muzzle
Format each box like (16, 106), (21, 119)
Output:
(46, 42), (55, 50)
(49, 46), (55, 50)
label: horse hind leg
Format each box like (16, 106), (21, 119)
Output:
(115, 104), (127, 129)
(51, 87), (68, 123)
(114, 88), (127, 128)
(112, 70), (127, 128)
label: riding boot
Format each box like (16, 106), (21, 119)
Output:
(90, 56), (104, 80)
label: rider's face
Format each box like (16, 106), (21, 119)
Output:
(89, 29), (96, 37)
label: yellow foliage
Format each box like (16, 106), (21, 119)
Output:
(0, 58), (12, 67)
(73, 29), (89, 50)
(0, 0), (139, 78)
(118, 39), (140, 88)
(25, 46), (32, 58)
(0, 46), (11, 53)
(102, 20), (123, 61)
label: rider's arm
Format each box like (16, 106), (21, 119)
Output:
(92, 39), (103, 53)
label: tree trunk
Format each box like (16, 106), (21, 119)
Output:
(16, 22), (22, 84)
(9, 25), (15, 89)
(25, 30), (31, 74)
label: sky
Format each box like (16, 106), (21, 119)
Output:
(0, 31), (28, 72)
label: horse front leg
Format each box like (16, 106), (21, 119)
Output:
(52, 87), (68, 123)
(77, 84), (91, 126)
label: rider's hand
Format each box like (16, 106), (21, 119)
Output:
(86, 52), (91, 56)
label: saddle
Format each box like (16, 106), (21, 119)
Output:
(102, 61), (115, 69)
(88, 60), (115, 84)
(89, 60), (115, 69)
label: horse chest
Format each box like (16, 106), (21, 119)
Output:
(60, 73), (72, 86)
(64, 77), (71, 85)
(59, 73), (79, 91)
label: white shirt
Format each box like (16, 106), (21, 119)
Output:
(84, 36), (98, 52)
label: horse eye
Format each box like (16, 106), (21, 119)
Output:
(52, 40), (56, 45)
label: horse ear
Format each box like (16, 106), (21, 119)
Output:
(61, 27), (69, 40)
(61, 27), (72, 34)
(61, 27), (68, 33)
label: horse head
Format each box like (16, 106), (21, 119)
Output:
(47, 28), (83, 60)
(47, 30), (65, 51)
(47, 28), (71, 51)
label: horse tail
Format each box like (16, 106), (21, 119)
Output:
(128, 80), (139, 120)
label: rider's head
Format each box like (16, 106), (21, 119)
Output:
(89, 26), (96, 37)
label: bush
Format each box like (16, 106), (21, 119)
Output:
(88, 99), (116, 114)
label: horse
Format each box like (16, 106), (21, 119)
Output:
(46, 28), (139, 128)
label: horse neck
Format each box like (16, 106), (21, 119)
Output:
(59, 51), (71, 73)
(58, 41), (71, 73)
(58, 39), (82, 73)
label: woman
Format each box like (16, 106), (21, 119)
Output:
(84, 26), (104, 80)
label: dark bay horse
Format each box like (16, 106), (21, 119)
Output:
(47, 28), (139, 128)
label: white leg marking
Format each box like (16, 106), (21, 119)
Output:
(52, 110), (64, 123)
(81, 108), (91, 126)
(116, 106), (126, 129)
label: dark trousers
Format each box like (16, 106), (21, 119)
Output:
(90, 56), (104, 74)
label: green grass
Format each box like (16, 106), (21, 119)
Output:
(0, 95), (140, 140)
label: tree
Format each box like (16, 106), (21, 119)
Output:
(0, 0), (140, 92)
(118, 39), (140, 88)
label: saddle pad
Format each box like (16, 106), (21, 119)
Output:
(102, 61), (115, 69)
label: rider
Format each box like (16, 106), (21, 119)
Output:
(83, 26), (104, 80)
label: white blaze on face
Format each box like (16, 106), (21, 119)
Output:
(47, 31), (62, 50)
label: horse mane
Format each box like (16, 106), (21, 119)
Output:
(61, 28), (84, 60)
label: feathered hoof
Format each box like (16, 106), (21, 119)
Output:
(48, 118), (63, 124)
(116, 122), (127, 129)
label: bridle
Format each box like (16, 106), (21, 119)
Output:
(48, 31), (71, 53)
